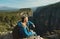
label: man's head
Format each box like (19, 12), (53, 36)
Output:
(21, 14), (28, 23)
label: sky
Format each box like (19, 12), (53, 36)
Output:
(0, 0), (60, 8)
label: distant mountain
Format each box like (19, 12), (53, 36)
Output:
(31, 7), (37, 12)
(0, 6), (19, 11)
(0, 6), (38, 12)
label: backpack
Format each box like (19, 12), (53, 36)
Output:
(12, 25), (26, 39)
(12, 25), (20, 39)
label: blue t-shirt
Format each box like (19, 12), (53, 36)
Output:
(17, 21), (34, 37)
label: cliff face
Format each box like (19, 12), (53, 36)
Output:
(33, 2), (60, 36)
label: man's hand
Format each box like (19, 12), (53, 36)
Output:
(30, 30), (34, 32)
(33, 24), (35, 28)
(30, 30), (36, 34)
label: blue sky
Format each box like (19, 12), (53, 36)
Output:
(0, 0), (60, 8)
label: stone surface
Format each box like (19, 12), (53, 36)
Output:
(0, 31), (44, 39)
(0, 31), (13, 39)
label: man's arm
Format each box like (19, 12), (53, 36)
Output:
(28, 21), (35, 28)
(23, 27), (33, 36)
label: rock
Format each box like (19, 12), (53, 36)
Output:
(33, 2), (60, 36)
(0, 31), (13, 39)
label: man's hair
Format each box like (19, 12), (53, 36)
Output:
(21, 14), (28, 22)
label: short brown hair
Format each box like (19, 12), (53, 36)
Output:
(21, 14), (28, 22)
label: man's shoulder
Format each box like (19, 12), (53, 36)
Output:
(17, 21), (21, 23)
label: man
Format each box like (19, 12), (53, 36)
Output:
(17, 15), (37, 38)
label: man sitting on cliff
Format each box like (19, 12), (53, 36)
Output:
(17, 14), (37, 39)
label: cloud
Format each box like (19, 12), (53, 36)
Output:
(0, 0), (60, 8)
(26, 0), (60, 6)
(18, 0), (60, 8)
